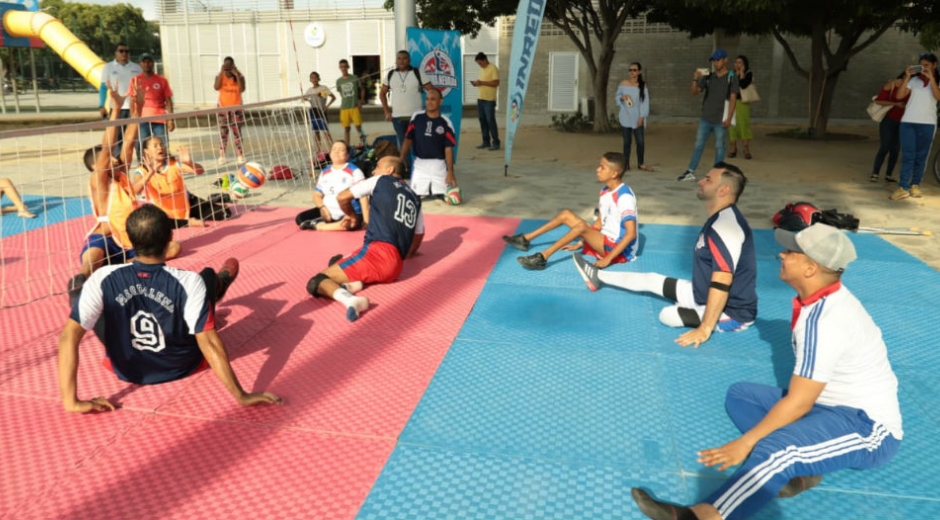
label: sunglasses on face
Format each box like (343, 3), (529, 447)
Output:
(117, 49), (129, 53)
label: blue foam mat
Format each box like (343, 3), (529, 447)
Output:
(1, 195), (91, 238)
(360, 223), (940, 519)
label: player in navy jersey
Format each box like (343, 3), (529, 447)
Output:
(502, 152), (638, 271)
(306, 156), (424, 322)
(58, 204), (282, 413)
(400, 88), (458, 197)
(574, 162), (756, 347)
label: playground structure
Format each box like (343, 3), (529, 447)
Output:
(0, 2), (104, 112)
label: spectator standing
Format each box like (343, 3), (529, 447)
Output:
(303, 71), (336, 152)
(214, 56), (247, 165)
(471, 52), (500, 151)
(870, 72), (908, 182)
(131, 53), (174, 159)
(729, 55), (754, 160)
(891, 52), (940, 201)
(98, 43), (142, 158)
(678, 49), (739, 182)
(380, 50), (433, 172)
(337, 59), (366, 147)
(616, 62), (652, 172)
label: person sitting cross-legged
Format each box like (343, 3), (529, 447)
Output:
(502, 152), (638, 271)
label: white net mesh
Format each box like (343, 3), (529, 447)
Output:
(0, 97), (329, 308)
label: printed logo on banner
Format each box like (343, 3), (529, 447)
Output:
(420, 47), (459, 97)
(510, 93), (523, 124)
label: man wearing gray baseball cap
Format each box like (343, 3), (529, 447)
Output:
(631, 223), (902, 520)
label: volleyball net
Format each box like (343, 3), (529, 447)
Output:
(0, 97), (332, 308)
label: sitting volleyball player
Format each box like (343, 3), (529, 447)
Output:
(399, 88), (458, 198)
(135, 136), (230, 229)
(631, 224), (902, 520)
(69, 89), (180, 300)
(59, 204), (282, 412)
(573, 163), (755, 348)
(306, 156), (423, 321)
(502, 152), (638, 271)
(296, 140), (371, 231)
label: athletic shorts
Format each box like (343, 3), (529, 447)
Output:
(339, 241), (403, 284)
(340, 107), (362, 127)
(80, 234), (135, 265)
(310, 117), (329, 131)
(667, 278), (753, 332)
(581, 235), (630, 265)
(410, 158), (448, 196)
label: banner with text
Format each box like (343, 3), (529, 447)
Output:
(504, 0), (546, 172)
(407, 27), (463, 162)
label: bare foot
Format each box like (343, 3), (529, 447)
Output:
(17, 210), (36, 218)
(188, 218), (206, 228)
(639, 164), (655, 172)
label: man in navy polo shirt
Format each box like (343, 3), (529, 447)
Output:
(58, 204), (282, 413)
(399, 88), (459, 198)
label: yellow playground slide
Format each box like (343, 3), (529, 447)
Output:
(3, 10), (104, 87)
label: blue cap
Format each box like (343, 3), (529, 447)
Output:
(709, 49), (728, 61)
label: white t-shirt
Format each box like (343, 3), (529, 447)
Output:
(304, 85), (332, 113)
(384, 67), (425, 118)
(597, 182), (639, 261)
(102, 60), (143, 110)
(792, 283), (903, 439)
(900, 76), (939, 126)
(315, 163), (365, 218)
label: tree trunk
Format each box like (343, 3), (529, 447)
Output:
(805, 26), (844, 139)
(591, 42), (616, 132)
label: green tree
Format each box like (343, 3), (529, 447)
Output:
(648, 0), (937, 138)
(388, 0), (649, 132)
(36, 0), (159, 83)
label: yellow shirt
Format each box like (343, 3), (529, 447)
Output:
(477, 63), (499, 101)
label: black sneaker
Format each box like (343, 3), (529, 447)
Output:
(869, 173), (879, 182)
(216, 257), (240, 301)
(489, 143), (500, 151)
(572, 253), (602, 291)
(631, 488), (695, 520)
(476, 143), (490, 149)
(67, 273), (86, 308)
(502, 233), (530, 251)
(328, 253), (344, 267)
(299, 217), (323, 231)
(777, 475), (823, 498)
(517, 252), (547, 270)
(885, 176), (897, 183)
(677, 170), (696, 182)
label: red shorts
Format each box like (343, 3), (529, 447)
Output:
(582, 236), (629, 264)
(339, 241), (404, 284)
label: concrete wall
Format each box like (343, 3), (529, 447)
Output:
(497, 26), (926, 123)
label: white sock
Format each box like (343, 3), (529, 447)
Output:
(341, 281), (363, 294)
(597, 271), (667, 296)
(332, 288), (356, 306)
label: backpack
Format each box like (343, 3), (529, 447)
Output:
(773, 202), (819, 231)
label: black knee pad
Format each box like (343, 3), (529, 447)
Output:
(306, 273), (329, 298)
(678, 307), (702, 328)
(663, 277), (678, 301)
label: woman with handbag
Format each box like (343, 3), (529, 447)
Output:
(616, 62), (653, 171)
(870, 72), (908, 182)
(729, 55), (756, 159)
(890, 52), (940, 200)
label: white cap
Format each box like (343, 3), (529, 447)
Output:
(775, 223), (857, 272)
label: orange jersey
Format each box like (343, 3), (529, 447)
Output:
(140, 159), (189, 220)
(89, 173), (139, 249)
(218, 73), (243, 107)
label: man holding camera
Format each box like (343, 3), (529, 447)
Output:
(678, 49), (739, 182)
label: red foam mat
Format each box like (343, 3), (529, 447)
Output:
(1, 208), (521, 519)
